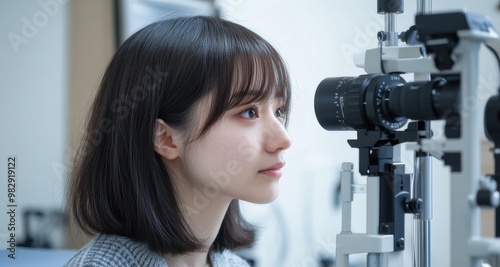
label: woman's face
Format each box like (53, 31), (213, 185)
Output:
(177, 95), (292, 205)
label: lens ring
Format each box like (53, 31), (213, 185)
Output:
(365, 75), (408, 130)
(345, 76), (371, 129)
(315, 77), (366, 130)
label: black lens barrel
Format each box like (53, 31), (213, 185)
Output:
(314, 77), (366, 131)
(389, 80), (438, 120)
(314, 74), (459, 131)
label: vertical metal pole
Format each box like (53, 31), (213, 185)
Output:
(385, 13), (398, 46)
(416, 0), (432, 15)
(337, 163), (354, 267)
(450, 36), (483, 267)
(414, 0), (432, 254)
(413, 18), (432, 265)
(414, 155), (432, 267)
(367, 176), (381, 235)
(367, 176), (382, 267)
(414, 121), (433, 267)
(341, 163), (354, 234)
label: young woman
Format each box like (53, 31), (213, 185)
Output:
(65, 16), (292, 267)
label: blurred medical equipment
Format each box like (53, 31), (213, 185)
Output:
(314, 1), (500, 266)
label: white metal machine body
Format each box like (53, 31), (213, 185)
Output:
(335, 10), (500, 267)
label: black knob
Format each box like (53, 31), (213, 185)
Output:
(476, 189), (500, 207)
(405, 198), (423, 214)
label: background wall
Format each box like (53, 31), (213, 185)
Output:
(0, 0), (499, 266)
(0, 0), (69, 249)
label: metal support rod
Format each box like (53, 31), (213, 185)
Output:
(337, 162), (354, 267)
(385, 13), (398, 46)
(415, 152), (433, 221)
(416, 0), (432, 15)
(414, 135), (432, 267)
(367, 176), (381, 266)
(416, 220), (431, 267)
(367, 176), (380, 235)
(341, 162), (354, 234)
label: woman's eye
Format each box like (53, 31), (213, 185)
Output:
(275, 106), (286, 119)
(240, 107), (258, 119)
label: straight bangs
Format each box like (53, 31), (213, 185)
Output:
(198, 26), (291, 137)
(229, 51), (291, 117)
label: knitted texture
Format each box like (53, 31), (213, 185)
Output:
(64, 234), (250, 267)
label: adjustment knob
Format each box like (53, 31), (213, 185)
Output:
(476, 189), (500, 208)
(405, 198), (423, 214)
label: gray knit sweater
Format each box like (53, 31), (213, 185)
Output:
(64, 234), (251, 267)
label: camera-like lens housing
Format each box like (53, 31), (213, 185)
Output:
(314, 74), (458, 131)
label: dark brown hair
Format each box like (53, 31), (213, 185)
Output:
(68, 16), (291, 255)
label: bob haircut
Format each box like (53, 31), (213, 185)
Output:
(68, 16), (291, 255)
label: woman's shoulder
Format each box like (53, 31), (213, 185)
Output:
(64, 234), (167, 267)
(211, 250), (251, 267)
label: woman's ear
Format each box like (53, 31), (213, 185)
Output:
(154, 119), (181, 160)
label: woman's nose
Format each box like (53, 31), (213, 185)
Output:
(263, 118), (292, 153)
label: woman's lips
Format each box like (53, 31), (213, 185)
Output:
(259, 162), (285, 178)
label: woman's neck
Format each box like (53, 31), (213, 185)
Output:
(166, 173), (233, 267)
(165, 251), (212, 267)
